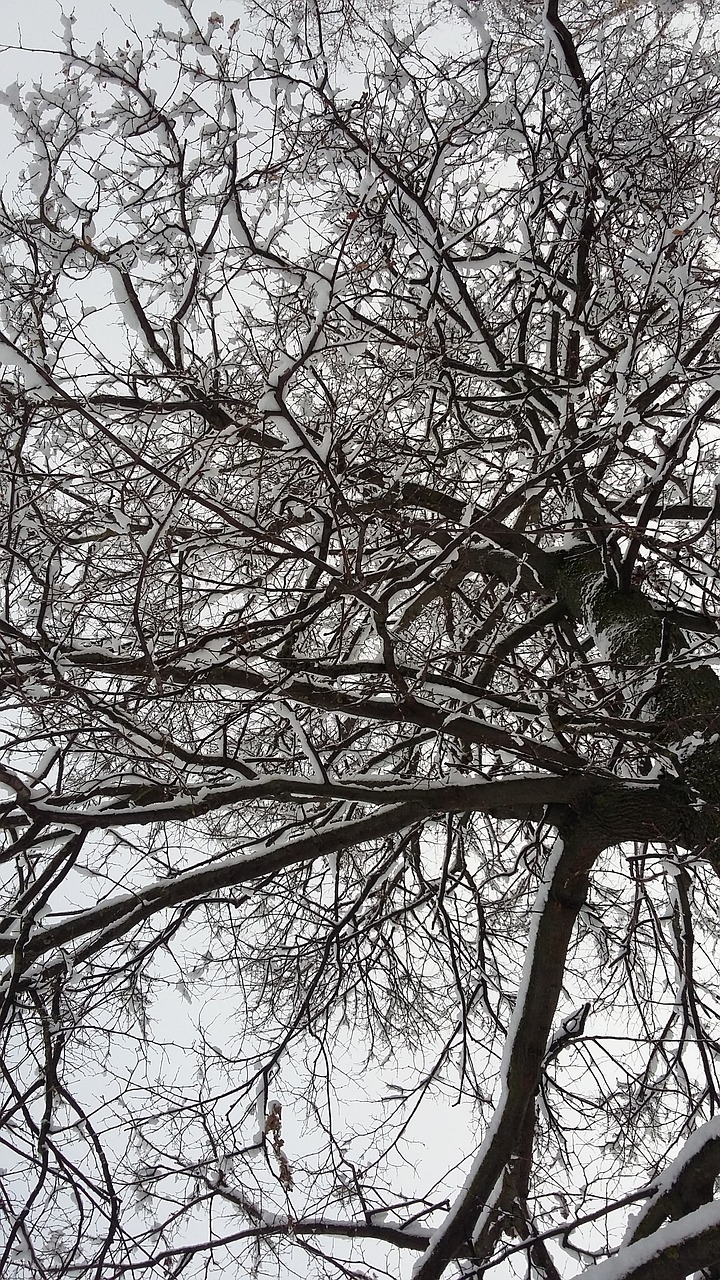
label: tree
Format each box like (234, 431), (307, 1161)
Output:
(2, 0), (720, 1274)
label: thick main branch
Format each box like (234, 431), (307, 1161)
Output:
(413, 821), (604, 1280)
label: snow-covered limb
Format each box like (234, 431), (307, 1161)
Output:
(0, 769), (601, 830)
(544, 1000), (591, 1061)
(5, 647), (590, 776)
(623, 1118), (720, 1246)
(216, 1182), (435, 1253)
(0, 774), (625, 972)
(0, 801), (422, 974)
(88, 1214), (435, 1274)
(575, 1199), (720, 1280)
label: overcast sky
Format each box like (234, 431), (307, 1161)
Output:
(3, 0), (247, 70)
(10, 0), (161, 51)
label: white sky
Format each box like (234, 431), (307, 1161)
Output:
(2, 0), (249, 78)
(0, 4), (661, 1276)
(10, 0), (160, 52)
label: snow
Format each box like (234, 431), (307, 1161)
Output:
(0, 339), (53, 399)
(257, 389), (281, 415)
(225, 197), (252, 249)
(470, 1174), (504, 1245)
(621, 1117), (720, 1246)
(574, 1199), (720, 1279)
(312, 276), (332, 321)
(546, 1002), (591, 1055)
(107, 266), (148, 342)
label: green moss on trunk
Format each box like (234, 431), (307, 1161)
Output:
(551, 546), (720, 849)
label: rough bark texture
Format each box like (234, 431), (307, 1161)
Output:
(552, 546), (720, 851)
